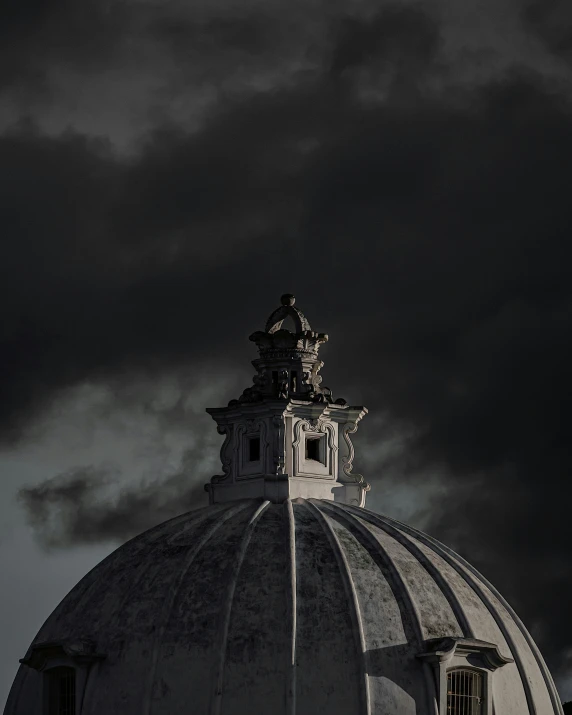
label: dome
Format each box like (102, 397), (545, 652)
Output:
(6, 498), (562, 715)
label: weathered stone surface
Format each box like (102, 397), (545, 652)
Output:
(5, 498), (562, 715)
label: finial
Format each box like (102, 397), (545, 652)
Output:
(281, 294), (295, 307)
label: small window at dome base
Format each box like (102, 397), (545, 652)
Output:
(417, 637), (513, 715)
(47, 667), (76, 715)
(447, 668), (483, 715)
(19, 638), (105, 715)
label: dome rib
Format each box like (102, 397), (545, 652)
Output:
(305, 500), (372, 715)
(380, 514), (539, 715)
(341, 504), (474, 640)
(142, 500), (255, 715)
(319, 501), (439, 715)
(210, 500), (271, 715)
(285, 500), (297, 715)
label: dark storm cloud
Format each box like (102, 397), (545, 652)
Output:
(2, 0), (572, 697)
(0, 125), (120, 442)
(0, 0), (269, 94)
(151, 10), (280, 65)
(329, 5), (440, 80)
(18, 447), (208, 549)
(0, 0), (130, 91)
(522, 0), (572, 63)
(0, 0), (440, 100)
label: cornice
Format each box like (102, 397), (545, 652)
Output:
(417, 637), (514, 670)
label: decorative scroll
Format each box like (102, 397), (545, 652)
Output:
(211, 425), (234, 484)
(342, 422), (371, 498)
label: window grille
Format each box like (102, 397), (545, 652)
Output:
(47, 666), (76, 715)
(447, 668), (483, 715)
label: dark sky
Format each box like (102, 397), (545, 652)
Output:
(1, 0), (572, 706)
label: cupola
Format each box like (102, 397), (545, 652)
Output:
(204, 294), (370, 506)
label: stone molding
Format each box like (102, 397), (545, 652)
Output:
(20, 639), (106, 671)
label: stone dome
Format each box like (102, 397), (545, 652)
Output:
(6, 498), (563, 715)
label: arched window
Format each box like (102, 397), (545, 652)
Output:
(447, 668), (484, 714)
(47, 666), (76, 715)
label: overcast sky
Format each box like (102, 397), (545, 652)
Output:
(2, 0), (572, 707)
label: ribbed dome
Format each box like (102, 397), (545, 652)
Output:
(6, 498), (562, 715)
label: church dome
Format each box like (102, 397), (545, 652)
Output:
(5, 297), (563, 715)
(6, 498), (562, 715)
